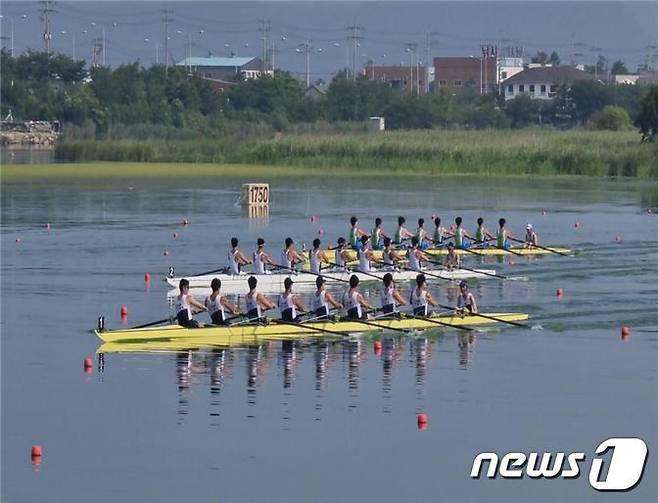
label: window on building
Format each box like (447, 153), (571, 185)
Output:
(454, 79), (462, 86)
(507, 84), (513, 93)
(550, 84), (557, 93)
(519, 84), (525, 92)
(439, 80), (447, 86)
(529, 84), (535, 93)
(502, 71), (508, 79)
(540, 84), (546, 93)
(204, 72), (212, 78)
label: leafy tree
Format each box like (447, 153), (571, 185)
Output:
(611, 60), (629, 75)
(569, 81), (611, 123)
(504, 95), (542, 128)
(592, 105), (632, 130)
(549, 51), (560, 66)
(531, 51), (549, 65)
(635, 86), (658, 141)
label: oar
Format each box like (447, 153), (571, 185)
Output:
(427, 259), (508, 280)
(345, 317), (412, 334)
(270, 263), (350, 284)
(508, 237), (570, 257)
(401, 312), (474, 332)
(268, 318), (347, 337)
(436, 303), (529, 328)
(168, 266), (231, 279)
(324, 260), (389, 282)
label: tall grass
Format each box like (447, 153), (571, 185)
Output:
(55, 129), (658, 177)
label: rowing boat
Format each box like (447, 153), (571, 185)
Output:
(95, 312), (529, 343)
(331, 246), (571, 262)
(165, 267), (497, 291)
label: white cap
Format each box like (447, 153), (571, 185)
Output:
(526, 224), (533, 230)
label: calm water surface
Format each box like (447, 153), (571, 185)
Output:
(2, 173), (657, 502)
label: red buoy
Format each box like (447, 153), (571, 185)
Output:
(556, 288), (564, 297)
(417, 413), (428, 429)
(614, 235), (622, 242)
(373, 340), (382, 355)
(15, 238), (21, 244)
(163, 249), (170, 256)
(574, 222), (580, 229)
(144, 272), (151, 283)
(120, 305), (128, 316)
(621, 326), (630, 340)
(84, 357), (93, 373)
(31, 445), (43, 457)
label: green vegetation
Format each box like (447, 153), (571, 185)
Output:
(592, 106), (632, 131)
(53, 130), (658, 177)
(635, 86), (658, 141)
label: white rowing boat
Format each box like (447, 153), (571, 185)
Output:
(165, 267), (497, 292)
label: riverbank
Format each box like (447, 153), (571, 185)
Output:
(52, 129), (657, 177)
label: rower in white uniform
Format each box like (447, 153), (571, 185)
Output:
(456, 280), (478, 316)
(444, 242), (461, 270)
(381, 237), (404, 269)
(357, 235), (375, 272)
(334, 237), (352, 270)
(309, 238), (330, 274)
(280, 237), (305, 272)
(342, 275), (374, 320)
(278, 277), (306, 322)
(524, 224), (538, 248)
(246, 276), (275, 321)
(407, 236), (432, 272)
(312, 276), (342, 319)
(205, 278), (239, 325)
(175, 278), (207, 328)
(252, 238), (276, 274)
(228, 237), (251, 275)
(410, 274), (438, 316)
(380, 273), (407, 315)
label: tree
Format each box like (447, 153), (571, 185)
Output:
(569, 80), (611, 123)
(504, 95), (542, 128)
(635, 86), (658, 141)
(611, 60), (629, 75)
(549, 51), (560, 66)
(531, 51), (549, 65)
(592, 105), (632, 131)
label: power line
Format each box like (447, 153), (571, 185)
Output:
(347, 25), (364, 80)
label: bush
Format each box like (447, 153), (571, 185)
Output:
(592, 105), (632, 131)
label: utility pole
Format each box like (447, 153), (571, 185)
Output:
(259, 18), (271, 73)
(425, 31), (439, 93)
(0, 17), (15, 56)
(102, 25), (106, 65)
(39, 1), (56, 54)
(298, 40), (312, 87)
(406, 42), (417, 95)
(347, 25), (364, 80)
(162, 8), (173, 75)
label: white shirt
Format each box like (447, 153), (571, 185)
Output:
(407, 248), (421, 271)
(228, 248), (241, 275)
(278, 292), (296, 317)
(205, 293), (225, 318)
(342, 289), (362, 318)
(309, 249), (322, 274)
(175, 294), (192, 319)
(246, 290), (261, 317)
(280, 249), (292, 270)
(410, 288), (428, 311)
(312, 289), (328, 313)
(335, 248), (345, 267)
(381, 285), (395, 307)
(358, 248), (370, 272)
(253, 249), (266, 274)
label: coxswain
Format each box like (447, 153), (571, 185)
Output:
(371, 217), (389, 250)
(175, 278), (207, 328)
(342, 274), (374, 320)
(410, 273), (438, 316)
(205, 278), (240, 325)
(380, 272), (407, 315)
(456, 280), (478, 316)
(278, 277), (306, 322)
(334, 237), (352, 270)
(394, 216), (414, 245)
(280, 237), (305, 272)
(524, 224), (538, 247)
(228, 237), (251, 275)
(253, 238), (276, 274)
(309, 238), (330, 274)
(348, 216), (368, 250)
(357, 235), (375, 272)
(312, 276), (343, 319)
(444, 242), (461, 270)
(246, 276), (275, 321)
(474, 218), (495, 246)
(452, 217), (474, 249)
(407, 236), (432, 271)
(496, 218), (513, 249)
(381, 237), (403, 269)
(415, 218), (432, 249)
(432, 217), (447, 247)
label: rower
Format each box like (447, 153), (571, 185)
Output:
(474, 218), (494, 246)
(453, 216), (473, 249)
(456, 280), (478, 316)
(280, 237), (305, 272)
(309, 238), (329, 274)
(349, 216), (368, 250)
(433, 217), (447, 247)
(334, 237), (351, 270)
(278, 277), (306, 322)
(380, 272), (407, 315)
(357, 235), (375, 272)
(175, 278), (207, 328)
(394, 216), (414, 245)
(228, 237), (251, 275)
(205, 278), (239, 325)
(371, 217), (389, 250)
(312, 276), (343, 319)
(444, 242), (461, 270)
(407, 236), (431, 271)
(382, 237), (403, 269)
(246, 276), (275, 321)
(342, 274), (374, 320)
(253, 238), (275, 274)
(410, 273), (438, 316)
(415, 218), (432, 250)
(496, 218), (513, 249)
(525, 224), (538, 247)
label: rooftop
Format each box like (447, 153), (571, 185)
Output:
(176, 56), (256, 68)
(504, 66), (595, 85)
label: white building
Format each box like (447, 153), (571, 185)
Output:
(503, 66), (595, 101)
(498, 57), (524, 82)
(176, 56), (272, 80)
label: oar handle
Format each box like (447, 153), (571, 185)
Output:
(437, 303), (528, 328)
(508, 237), (569, 256)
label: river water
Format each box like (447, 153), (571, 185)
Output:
(2, 172), (657, 501)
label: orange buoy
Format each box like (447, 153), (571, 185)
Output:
(144, 272), (151, 283)
(556, 288), (564, 297)
(31, 445), (43, 457)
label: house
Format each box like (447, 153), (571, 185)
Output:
(176, 56), (271, 80)
(613, 74), (639, 85)
(433, 56), (497, 93)
(363, 65), (430, 94)
(304, 84), (326, 99)
(503, 66), (595, 101)
(498, 57), (524, 82)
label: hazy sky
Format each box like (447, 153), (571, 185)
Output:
(1, 2), (656, 79)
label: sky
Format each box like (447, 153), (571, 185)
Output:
(1, 1), (657, 80)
